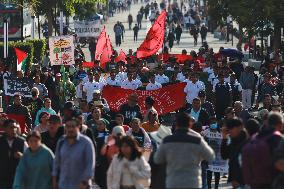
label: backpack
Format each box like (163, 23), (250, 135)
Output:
(242, 131), (281, 186)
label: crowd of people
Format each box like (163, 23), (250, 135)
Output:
(1, 0), (284, 189)
(1, 38), (284, 188)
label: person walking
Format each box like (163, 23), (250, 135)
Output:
(128, 14), (133, 30)
(52, 117), (95, 189)
(133, 24), (139, 42)
(41, 115), (64, 153)
(167, 30), (175, 52)
(0, 119), (28, 189)
(137, 11), (143, 29)
(114, 22), (123, 47)
(154, 112), (215, 189)
(34, 98), (56, 126)
(243, 112), (284, 189)
(175, 24), (183, 45)
(6, 94), (32, 132)
(213, 73), (232, 120)
(239, 66), (255, 109)
(221, 117), (248, 189)
(119, 22), (125, 42)
(200, 24), (208, 43)
(191, 25), (199, 46)
(107, 136), (151, 189)
(13, 131), (54, 189)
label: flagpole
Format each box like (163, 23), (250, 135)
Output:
(3, 19), (8, 59)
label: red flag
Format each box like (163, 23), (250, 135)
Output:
(95, 27), (106, 60)
(102, 82), (186, 115)
(82, 62), (94, 68)
(100, 36), (113, 69)
(136, 11), (167, 58)
(115, 49), (127, 63)
(175, 54), (192, 63)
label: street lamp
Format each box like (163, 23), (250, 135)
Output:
(31, 15), (35, 39)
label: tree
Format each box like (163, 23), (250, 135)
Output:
(208, 0), (284, 51)
(15, 0), (100, 36)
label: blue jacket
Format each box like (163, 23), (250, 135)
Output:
(13, 145), (54, 189)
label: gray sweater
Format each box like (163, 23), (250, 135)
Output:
(154, 128), (215, 189)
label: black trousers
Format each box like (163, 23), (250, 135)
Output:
(207, 170), (220, 189)
(134, 33), (138, 41)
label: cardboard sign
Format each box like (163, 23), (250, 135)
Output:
(4, 77), (33, 97)
(49, 35), (75, 65)
(74, 20), (101, 37)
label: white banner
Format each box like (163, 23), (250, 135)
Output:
(49, 35), (75, 65)
(202, 130), (229, 173)
(74, 20), (101, 37)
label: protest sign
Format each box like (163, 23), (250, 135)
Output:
(4, 77), (33, 97)
(74, 20), (101, 37)
(203, 130), (229, 173)
(49, 35), (75, 65)
(102, 82), (186, 115)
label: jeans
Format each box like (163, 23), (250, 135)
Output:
(242, 89), (252, 109)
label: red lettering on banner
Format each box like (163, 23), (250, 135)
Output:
(102, 83), (187, 115)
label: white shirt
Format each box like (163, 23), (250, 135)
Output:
(121, 79), (140, 90)
(231, 80), (242, 91)
(203, 67), (213, 75)
(183, 16), (190, 24)
(106, 77), (122, 87)
(208, 73), (217, 85)
(76, 83), (83, 98)
(177, 72), (186, 82)
(146, 82), (162, 90)
(155, 74), (169, 84)
(83, 81), (101, 102)
(133, 78), (142, 87)
(184, 80), (205, 103)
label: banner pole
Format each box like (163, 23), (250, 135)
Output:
(60, 11), (64, 35)
(4, 19), (8, 59)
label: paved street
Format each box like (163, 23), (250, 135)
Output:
(81, 2), (233, 188)
(82, 1), (237, 63)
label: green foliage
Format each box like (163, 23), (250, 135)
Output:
(0, 41), (34, 70)
(27, 39), (47, 64)
(208, 0), (283, 43)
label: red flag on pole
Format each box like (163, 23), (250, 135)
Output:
(136, 11), (166, 59)
(95, 27), (106, 60)
(115, 49), (127, 63)
(100, 36), (113, 69)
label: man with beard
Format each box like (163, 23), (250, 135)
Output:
(52, 118), (95, 189)
(6, 94), (32, 132)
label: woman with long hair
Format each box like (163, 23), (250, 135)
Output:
(107, 136), (151, 189)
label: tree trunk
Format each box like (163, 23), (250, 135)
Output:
(273, 22), (281, 51)
(47, 9), (53, 36)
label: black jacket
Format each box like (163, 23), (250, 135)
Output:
(187, 108), (209, 126)
(6, 104), (32, 129)
(0, 135), (25, 188)
(221, 130), (248, 185)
